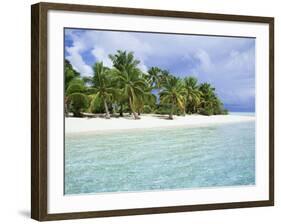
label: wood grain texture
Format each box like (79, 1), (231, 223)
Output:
(31, 3), (40, 220)
(31, 3), (48, 221)
(31, 2), (274, 221)
(269, 19), (274, 203)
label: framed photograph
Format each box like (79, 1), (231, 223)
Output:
(31, 2), (274, 221)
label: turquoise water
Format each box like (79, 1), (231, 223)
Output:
(230, 112), (255, 116)
(65, 120), (255, 195)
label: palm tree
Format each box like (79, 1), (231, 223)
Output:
(64, 51), (228, 118)
(108, 68), (127, 117)
(65, 79), (89, 117)
(160, 76), (186, 119)
(135, 84), (157, 115)
(199, 83), (215, 103)
(198, 83), (222, 115)
(64, 59), (85, 116)
(67, 93), (89, 117)
(109, 50), (140, 71)
(109, 50), (147, 119)
(64, 59), (80, 91)
(158, 69), (171, 86)
(89, 62), (115, 119)
(147, 67), (162, 89)
(115, 67), (148, 119)
(183, 77), (202, 114)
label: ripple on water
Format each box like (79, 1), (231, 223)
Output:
(65, 121), (255, 195)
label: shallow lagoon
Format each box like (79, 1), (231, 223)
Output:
(65, 120), (255, 195)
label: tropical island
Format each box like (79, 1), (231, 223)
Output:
(65, 50), (254, 134)
(65, 50), (228, 118)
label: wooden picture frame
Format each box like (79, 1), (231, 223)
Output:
(31, 2), (274, 221)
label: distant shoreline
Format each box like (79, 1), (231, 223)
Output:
(65, 114), (255, 134)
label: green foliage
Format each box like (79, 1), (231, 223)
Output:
(143, 105), (154, 114)
(68, 93), (89, 117)
(64, 59), (80, 91)
(64, 50), (228, 118)
(160, 76), (186, 119)
(88, 94), (104, 113)
(197, 83), (228, 116)
(109, 50), (140, 71)
(88, 62), (117, 118)
(155, 104), (171, 115)
(183, 76), (201, 114)
(199, 106), (214, 116)
(147, 67), (162, 88)
(66, 81), (85, 95)
(109, 50), (149, 119)
(64, 60), (87, 116)
(223, 109), (229, 115)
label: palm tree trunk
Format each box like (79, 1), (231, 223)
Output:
(64, 97), (68, 117)
(129, 97), (140, 119)
(112, 104), (116, 115)
(169, 103), (174, 120)
(64, 106), (67, 117)
(103, 99), (110, 119)
(119, 103), (123, 117)
(128, 99), (132, 115)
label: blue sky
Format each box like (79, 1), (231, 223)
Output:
(64, 28), (255, 112)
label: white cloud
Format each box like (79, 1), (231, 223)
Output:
(65, 34), (92, 76)
(66, 48), (92, 76)
(225, 47), (255, 75)
(91, 47), (112, 67)
(194, 49), (212, 72)
(66, 30), (152, 74)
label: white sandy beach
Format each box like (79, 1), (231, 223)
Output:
(65, 114), (255, 134)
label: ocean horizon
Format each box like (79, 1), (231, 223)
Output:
(229, 111), (255, 116)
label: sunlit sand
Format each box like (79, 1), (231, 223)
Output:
(65, 114), (255, 134)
